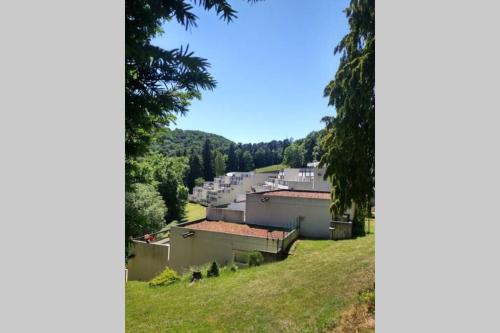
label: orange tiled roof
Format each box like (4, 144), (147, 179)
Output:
(185, 220), (288, 239)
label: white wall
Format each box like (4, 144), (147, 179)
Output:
(127, 241), (170, 281)
(245, 193), (334, 238)
(282, 168), (300, 181)
(312, 167), (331, 191)
(285, 181), (314, 191)
(168, 224), (287, 273)
(244, 192), (357, 238)
(206, 207), (244, 222)
(227, 201), (246, 213)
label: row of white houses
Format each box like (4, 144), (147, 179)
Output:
(188, 162), (332, 207)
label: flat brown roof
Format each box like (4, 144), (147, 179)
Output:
(183, 220), (288, 239)
(264, 190), (331, 200)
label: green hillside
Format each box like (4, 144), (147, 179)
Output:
(126, 234), (375, 333)
(255, 163), (286, 173)
(154, 129), (326, 172)
(155, 129), (233, 156)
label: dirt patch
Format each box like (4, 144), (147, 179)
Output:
(331, 302), (375, 333)
(326, 271), (375, 333)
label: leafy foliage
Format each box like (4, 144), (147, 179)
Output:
(320, 0), (375, 216)
(194, 177), (205, 187)
(125, 183), (167, 240)
(124, 0), (262, 256)
(149, 267), (180, 287)
(125, 153), (189, 259)
(158, 174), (188, 223)
(303, 130), (324, 162)
(247, 251), (264, 267)
(214, 151), (227, 176)
(240, 151), (255, 171)
(129, 153), (189, 223)
(283, 143), (305, 168)
(155, 129), (306, 172)
(156, 129), (233, 157)
(125, 0), (259, 187)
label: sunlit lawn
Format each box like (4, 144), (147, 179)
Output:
(126, 234), (374, 333)
(185, 202), (206, 222)
(255, 164), (286, 173)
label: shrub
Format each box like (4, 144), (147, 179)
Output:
(206, 261), (220, 277)
(229, 264), (238, 272)
(190, 271), (203, 282)
(181, 265), (207, 283)
(149, 267), (180, 287)
(194, 177), (205, 187)
(247, 251), (264, 267)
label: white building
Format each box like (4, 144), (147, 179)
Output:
(188, 171), (274, 207)
(188, 163), (332, 207)
(266, 163), (331, 192)
(245, 190), (355, 239)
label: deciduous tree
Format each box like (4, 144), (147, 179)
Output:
(126, 183), (167, 239)
(283, 143), (305, 168)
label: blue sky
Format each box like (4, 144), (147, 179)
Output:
(153, 0), (349, 143)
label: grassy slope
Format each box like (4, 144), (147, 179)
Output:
(255, 163), (286, 173)
(126, 234), (374, 333)
(185, 202), (206, 222)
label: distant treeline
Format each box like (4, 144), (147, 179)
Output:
(154, 128), (325, 172)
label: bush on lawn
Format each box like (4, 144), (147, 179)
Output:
(206, 261), (220, 277)
(247, 251), (264, 267)
(149, 267), (180, 287)
(182, 263), (211, 283)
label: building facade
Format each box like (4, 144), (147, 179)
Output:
(245, 190), (355, 239)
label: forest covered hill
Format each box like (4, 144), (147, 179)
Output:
(154, 128), (325, 170)
(155, 129), (233, 157)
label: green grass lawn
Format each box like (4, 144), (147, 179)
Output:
(255, 164), (287, 173)
(126, 234), (374, 333)
(185, 202), (206, 222)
